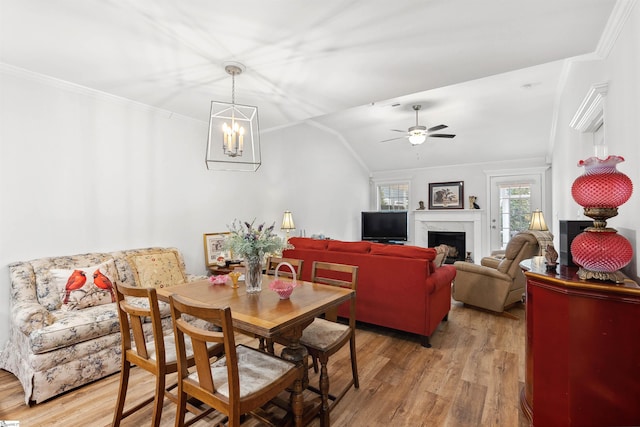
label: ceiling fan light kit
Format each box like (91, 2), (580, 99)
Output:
(381, 104), (455, 145)
(408, 126), (427, 145)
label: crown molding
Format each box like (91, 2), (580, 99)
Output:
(595, 0), (637, 58)
(569, 82), (609, 132)
(0, 62), (202, 123)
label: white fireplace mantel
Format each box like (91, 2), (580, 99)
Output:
(413, 210), (484, 262)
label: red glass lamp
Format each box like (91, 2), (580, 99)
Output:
(570, 155), (633, 283)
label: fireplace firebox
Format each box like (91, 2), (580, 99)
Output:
(428, 231), (466, 263)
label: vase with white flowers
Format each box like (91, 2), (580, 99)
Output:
(224, 219), (285, 293)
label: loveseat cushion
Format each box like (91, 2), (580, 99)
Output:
(370, 244), (436, 261)
(50, 260), (118, 311)
(327, 240), (371, 253)
(288, 237), (328, 250)
(29, 303), (120, 354)
(32, 253), (117, 311)
(127, 249), (187, 288)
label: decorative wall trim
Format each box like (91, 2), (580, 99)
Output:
(595, 0), (637, 59)
(569, 82), (609, 132)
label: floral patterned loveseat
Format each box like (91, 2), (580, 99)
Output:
(0, 247), (204, 404)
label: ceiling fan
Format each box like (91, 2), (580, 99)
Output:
(381, 105), (455, 145)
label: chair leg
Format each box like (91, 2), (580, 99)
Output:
(350, 337), (359, 389)
(175, 388), (187, 427)
(112, 362), (130, 427)
(319, 358), (330, 427)
(152, 374), (165, 427)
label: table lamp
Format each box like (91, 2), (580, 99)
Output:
(281, 211), (295, 242)
(528, 210), (548, 231)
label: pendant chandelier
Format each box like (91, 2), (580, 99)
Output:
(205, 62), (261, 171)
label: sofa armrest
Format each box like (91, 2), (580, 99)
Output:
(480, 257), (502, 269)
(12, 302), (55, 335)
(453, 261), (510, 281)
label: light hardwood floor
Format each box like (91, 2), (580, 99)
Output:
(0, 300), (530, 427)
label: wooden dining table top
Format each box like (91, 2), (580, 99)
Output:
(155, 275), (354, 338)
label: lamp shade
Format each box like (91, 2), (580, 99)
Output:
(281, 211), (295, 230)
(528, 210), (548, 231)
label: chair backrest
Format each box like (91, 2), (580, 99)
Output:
(496, 232), (540, 279)
(311, 261), (358, 324)
(115, 283), (166, 371)
(265, 256), (303, 279)
(169, 294), (241, 406)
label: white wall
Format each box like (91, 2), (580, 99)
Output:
(371, 157), (550, 256)
(551, 2), (639, 280)
(0, 66), (370, 347)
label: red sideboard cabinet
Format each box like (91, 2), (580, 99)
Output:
(520, 257), (640, 427)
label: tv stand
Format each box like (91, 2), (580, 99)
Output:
(373, 240), (405, 245)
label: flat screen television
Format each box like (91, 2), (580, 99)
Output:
(361, 211), (408, 243)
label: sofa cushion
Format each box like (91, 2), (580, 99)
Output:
(370, 244), (436, 261)
(32, 253), (116, 311)
(128, 249), (187, 288)
(288, 237), (328, 250)
(29, 303), (121, 354)
(50, 260), (118, 311)
(327, 241), (371, 253)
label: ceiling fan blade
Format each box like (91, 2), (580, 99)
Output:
(379, 136), (405, 143)
(427, 124), (448, 132)
(429, 133), (456, 138)
(390, 129), (406, 133)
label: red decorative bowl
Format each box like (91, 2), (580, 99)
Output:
(269, 279), (296, 299)
(209, 275), (229, 285)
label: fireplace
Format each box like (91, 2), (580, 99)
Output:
(414, 210), (483, 264)
(429, 231), (466, 263)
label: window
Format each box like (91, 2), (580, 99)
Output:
(498, 184), (531, 247)
(377, 182), (409, 211)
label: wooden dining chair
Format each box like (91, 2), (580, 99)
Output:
(265, 256), (304, 279)
(261, 257), (304, 352)
(302, 261), (359, 427)
(112, 283), (222, 427)
(169, 294), (303, 427)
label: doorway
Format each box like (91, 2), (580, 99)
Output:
(488, 172), (544, 253)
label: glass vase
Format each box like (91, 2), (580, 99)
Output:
(244, 256), (263, 293)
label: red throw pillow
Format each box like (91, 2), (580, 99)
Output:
(370, 244), (436, 261)
(288, 237), (328, 250)
(327, 241), (371, 253)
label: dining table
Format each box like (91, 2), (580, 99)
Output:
(155, 274), (355, 427)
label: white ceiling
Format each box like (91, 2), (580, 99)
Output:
(0, 0), (617, 172)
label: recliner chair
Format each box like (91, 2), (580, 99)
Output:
(452, 232), (541, 313)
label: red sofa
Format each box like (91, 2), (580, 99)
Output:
(283, 237), (456, 347)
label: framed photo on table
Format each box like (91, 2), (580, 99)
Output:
(429, 181), (464, 210)
(203, 232), (230, 267)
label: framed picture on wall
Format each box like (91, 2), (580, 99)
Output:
(428, 181), (464, 210)
(203, 232), (230, 267)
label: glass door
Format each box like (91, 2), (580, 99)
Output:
(489, 174), (542, 252)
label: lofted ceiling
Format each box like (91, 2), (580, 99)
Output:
(0, 0), (617, 172)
